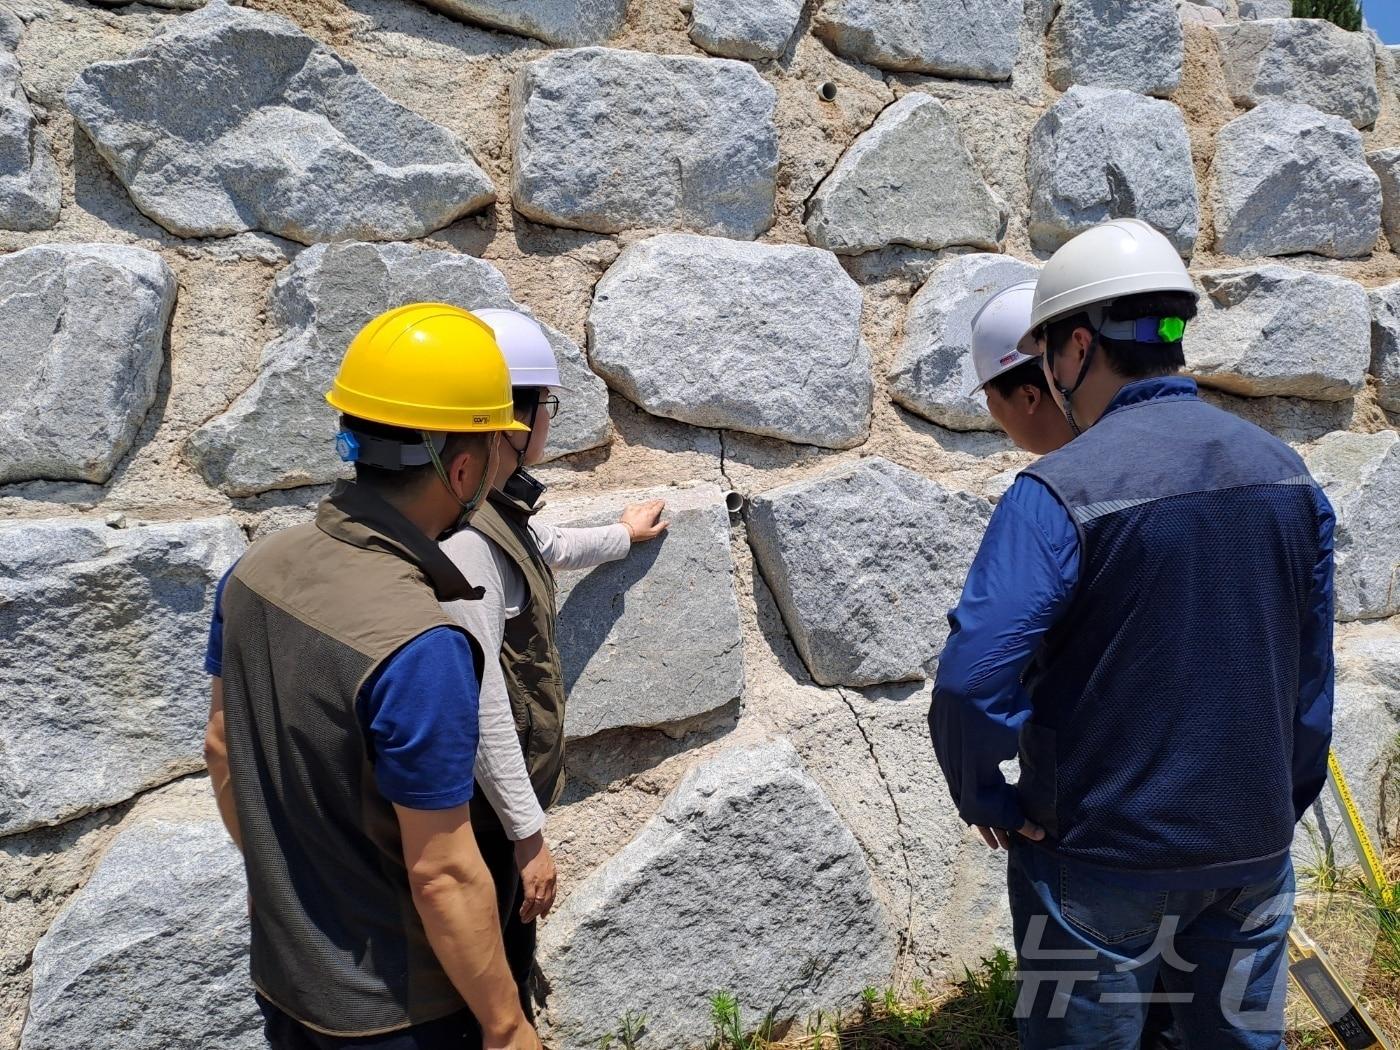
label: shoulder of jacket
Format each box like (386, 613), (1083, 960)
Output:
(442, 527), (512, 580)
(234, 522), (321, 574)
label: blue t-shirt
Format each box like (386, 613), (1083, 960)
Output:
(206, 567), (480, 810)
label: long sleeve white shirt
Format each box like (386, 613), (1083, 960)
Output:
(440, 519), (631, 840)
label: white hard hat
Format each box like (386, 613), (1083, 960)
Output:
(967, 280), (1040, 396)
(471, 308), (564, 389)
(1026, 218), (1196, 339)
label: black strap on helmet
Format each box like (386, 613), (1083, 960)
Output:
(336, 429), (449, 470)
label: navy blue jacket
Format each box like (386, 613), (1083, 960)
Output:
(931, 377), (1335, 889)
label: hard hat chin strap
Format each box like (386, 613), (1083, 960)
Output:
(1047, 305), (1106, 439)
(510, 397), (541, 475)
(423, 431), (492, 534)
(1048, 331), (1098, 439)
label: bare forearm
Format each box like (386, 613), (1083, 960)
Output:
(411, 868), (521, 1038)
(396, 801), (529, 1043)
(205, 679), (243, 851)
(209, 759), (243, 852)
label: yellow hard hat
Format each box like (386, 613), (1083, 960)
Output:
(326, 303), (529, 433)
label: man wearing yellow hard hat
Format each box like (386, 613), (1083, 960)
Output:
(202, 305), (543, 1050)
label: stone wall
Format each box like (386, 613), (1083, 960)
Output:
(1, 0), (1399, 1046)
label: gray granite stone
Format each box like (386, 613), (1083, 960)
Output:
(511, 48), (778, 238)
(687, 0), (803, 59)
(1303, 431), (1400, 621)
(409, 0), (625, 45)
(1029, 86), (1198, 255)
(806, 94), (1006, 256)
(1212, 101), (1381, 258)
(1368, 281), (1400, 413)
(0, 50), (58, 230)
(0, 244), (175, 485)
(1215, 18), (1380, 128)
(0, 517), (246, 836)
(889, 253), (1040, 431)
(747, 458), (992, 687)
(189, 242), (612, 496)
(1369, 147), (1400, 242)
(536, 739), (896, 1049)
(587, 234), (870, 448)
(67, 1), (495, 243)
(20, 812), (258, 1050)
(812, 0), (1023, 80)
(1048, 0), (1183, 97)
(1185, 266), (1370, 400)
(541, 483), (744, 740)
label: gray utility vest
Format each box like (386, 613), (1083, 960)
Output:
(469, 487), (568, 809)
(220, 482), (485, 1036)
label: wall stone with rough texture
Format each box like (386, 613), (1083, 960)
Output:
(537, 739), (897, 1050)
(1214, 18), (1381, 129)
(542, 482), (745, 740)
(0, 243), (175, 484)
(67, 1), (496, 243)
(188, 240), (611, 495)
(1212, 101), (1383, 259)
(1, 1), (1399, 1047)
(0, 515), (245, 837)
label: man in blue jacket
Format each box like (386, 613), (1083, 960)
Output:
(931, 219), (1335, 1050)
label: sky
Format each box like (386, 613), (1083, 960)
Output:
(1370, 3), (1400, 44)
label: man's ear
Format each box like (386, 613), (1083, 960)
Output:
(449, 434), (490, 488)
(1049, 327), (1093, 385)
(1077, 324), (1098, 358)
(1068, 326), (1092, 363)
(1021, 384), (1043, 415)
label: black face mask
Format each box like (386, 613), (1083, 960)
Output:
(502, 467), (546, 509)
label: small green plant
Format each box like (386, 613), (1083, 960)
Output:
(1292, 0), (1364, 31)
(1289, 1029), (1336, 1049)
(709, 991), (777, 1050)
(959, 948), (1019, 1028)
(708, 954), (1018, 1048)
(598, 1010), (648, 1050)
(1294, 817), (1344, 893)
(808, 953), (1019, 1049)
(1358, 878), (1400, 977)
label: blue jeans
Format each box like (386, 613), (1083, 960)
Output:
(1007, 840), (1294, 1050)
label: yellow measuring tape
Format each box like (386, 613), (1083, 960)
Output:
(1326, 752), (1393, 906)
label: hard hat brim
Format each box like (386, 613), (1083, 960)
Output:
(509, 365), (567, 391)
(325, 389), (531, 433)
(965, 352), (1038, 397)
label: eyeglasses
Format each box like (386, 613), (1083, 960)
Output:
(541, 394), (561, 420)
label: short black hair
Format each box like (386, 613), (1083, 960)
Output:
(1045, 291), (1198, 380)
(985, 357), (1051, 401)
(342, 415), (487, 498)
(512, 385), (546, 415)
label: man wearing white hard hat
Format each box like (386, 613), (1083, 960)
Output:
(970, 277), (1184, 1050)
(931, 219), (1335, 1048)
(968, 280), (1073, 455)
(438, 308), (669, 1020)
